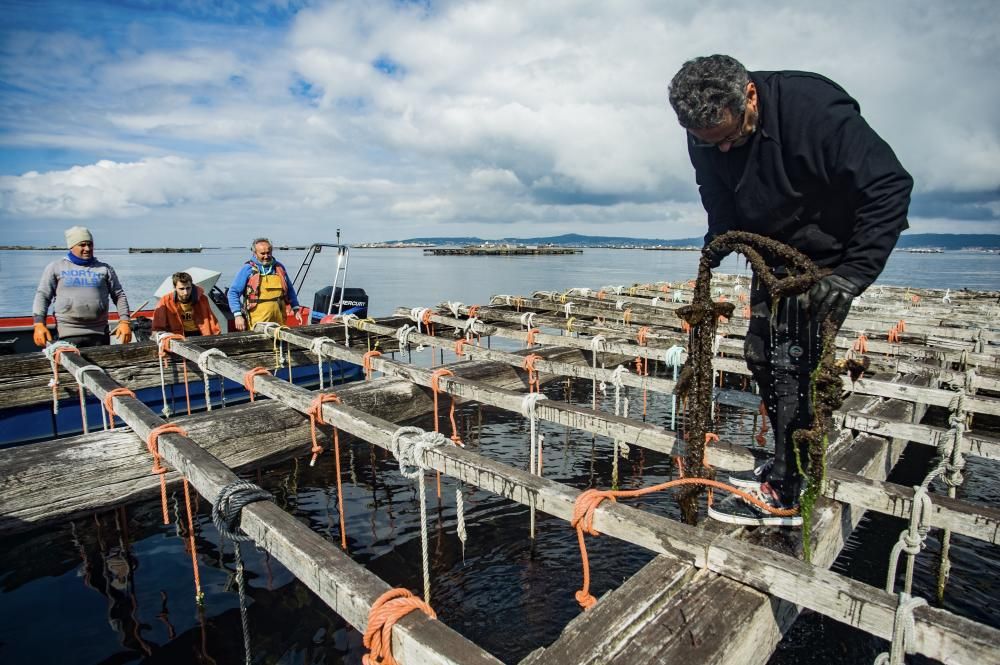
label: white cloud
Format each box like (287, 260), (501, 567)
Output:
(1, 0), (998, 243)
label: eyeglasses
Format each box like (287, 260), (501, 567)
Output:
(690, 105), (752, 149)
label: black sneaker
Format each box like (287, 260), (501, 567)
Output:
(707, 483), (802, 527)
(727, 458), (774, 490)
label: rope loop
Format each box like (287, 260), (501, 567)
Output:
(242, 366), (270, 401)
(156, 332), (185, 357)
(519, 311), (536, 330)
(396, 324), (416, 351)
(212, 480), (273, 542)
(389, 427), (449, 479)
(523, 353), (543, 392)
(196, 348), (226, 375)
(590, 334), (607, 353)
(563, 302), (574, 318)
(362, 588), (437, 665)
(103, 387), (136, 429)
(309, 336), (334, 355)
(147, 423), (187, 524)
(873, 592), (927, 665)
(610, 364), (630, 389)
(307, 392), (343, 465)
(445, 301), (463, 318)
(73, 364), (105, 384)
(520, 391), (549, 419)
(362, 350), (382, 380)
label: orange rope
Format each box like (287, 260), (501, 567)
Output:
(156, 334), (191, 414)
(523, 354), (543, 393)
(362, 350), (382, 380)
(525, 328), (541, 347)
(634, 355), (649, 416)
(430, 368), (462, 498)
(514, 296), (524, 312)
(887, 326), (901, 344)
(454, 338), (469, 358)
(146, 423), (187, 524)
(596, 290), (607, 300)
(896, 319), (906, 333)
(623, 308), (632, 326)
(103, 387), (136, 430)
(242, 366), (270, 401)
(49, 345), (80, 405)
(157, 333), (184, 357)
(681, 320), (691, 334)
(636, 326), (650, 346)
(659, 284), (670, 293)
(755, 401), (770, 446)
(738, 292), (748, 303)
(853, 334), (868, 354)
(571, 474), (797, 609)
(307, 393), (348, 549)
(362, 588), (437, 665)
(742, 304), (751, 318)
(182, 478), (203, 602)
(467, 305), (480, 319)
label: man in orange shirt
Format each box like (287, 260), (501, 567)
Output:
(152, 272), (221, 337)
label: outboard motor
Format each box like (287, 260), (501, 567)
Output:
(312, 287), (369, 322)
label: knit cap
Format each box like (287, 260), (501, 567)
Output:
(65, 226), (93, 249)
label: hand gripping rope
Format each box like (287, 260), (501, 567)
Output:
(389, 427), (451, 603)
(362, 588), (437, 665)
(306, 393), (348, 550)
(43, 341), (79, 415)
(212, 480), (273, 665)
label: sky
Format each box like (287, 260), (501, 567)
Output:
(1, 0), (998, 246)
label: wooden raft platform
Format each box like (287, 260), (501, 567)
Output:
(0, 274), (998, 664)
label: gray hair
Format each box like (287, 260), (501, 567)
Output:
(668, 54), (749, 129)
(251, 237), (272, 250)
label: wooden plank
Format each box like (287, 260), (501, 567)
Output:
(0, 345), (589, 535)
(51, 344), (503, 665)
(150, 338), (999, 664)
(843, 411), (1000, 461)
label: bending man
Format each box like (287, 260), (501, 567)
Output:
(668, 55), (912, 526)
(33, 226), (132, 348)
(152, 272), (221, 337)
(227, 238), (302, 331)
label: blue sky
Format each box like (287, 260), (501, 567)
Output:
(1, 0), (998, 246)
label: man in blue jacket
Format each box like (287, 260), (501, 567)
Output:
(227, 238), (303, 331)
(668, 55), (912, 526)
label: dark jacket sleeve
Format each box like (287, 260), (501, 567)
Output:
(689, 140), (739, 248)
(809, 88), (912, 288)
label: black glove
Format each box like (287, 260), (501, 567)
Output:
(702, 244), (732, 269)
(808, 274), (864, 325)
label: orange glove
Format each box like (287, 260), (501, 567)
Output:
(114, 320), (132, 344)
(33, 322), (52, 347)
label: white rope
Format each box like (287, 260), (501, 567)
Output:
(446, 301), (463, 318)
(196, 348), (227, 411)
(72, 365), (105, 434)
(44, 340), (78, 415)
(520, 391), (548, 538)
(651, 296), (661, 307)
(409, 307), (431, 335)
(154, 332), (176, 417)
(463, 317), (479, 341)
(341, 313), (358, 347)
(942, 288), (952, 305)
(309, 337), (334, 389)
(519, 311), (536, 330)
(389, 426), (449, 603)
(396, 324), (416, 352)
(455, 488), (467, 561)
(615, 300), (624, 311)
(563, 302), (573, 318)
(873, 592), (927, 665)
(613, 286), (624, 295)
(672, 290), (684, 303)
(665, 345), (686, 430)
(590, 335), (607, 410)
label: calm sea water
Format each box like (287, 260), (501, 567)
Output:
(0, 247), (997, 664)
(2, 247), (998, 317)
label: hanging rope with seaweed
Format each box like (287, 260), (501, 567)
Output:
(675, 230), (846, 555)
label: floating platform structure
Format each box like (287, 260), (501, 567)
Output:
(425, 245), (582, 256)
(128, 246), (203, 253)
(1, 274), (998, 664)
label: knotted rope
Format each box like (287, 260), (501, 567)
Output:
(196, 348), (227, 411)
(389, 427), (450, 602)
(242, 366), (270, 402)
(103, 387), (136, 430)
(44, 341), (79, 415)
(362, 350), (382, 380)
(146, 423), (186, 524)
(307, 393), (348, 549)
(309, 336), (335, 389)
(873, 592), (927, 665)
(212, 480), (273, 665)
(362, 588), (437, 665)
(523, 354), (543, 393)
(155, 332), (185, 417)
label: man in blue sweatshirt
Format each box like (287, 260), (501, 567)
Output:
(227, 238), (303, 331)
(33, 226), (132, 348)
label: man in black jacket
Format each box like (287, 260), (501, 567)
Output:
(668, 54), (913, 526)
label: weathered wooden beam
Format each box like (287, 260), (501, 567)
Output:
(49, 345), (503, 665)
(150, 337), (999, 664)
(843, 410), (1000, 461)
(0, 345), (588, 535)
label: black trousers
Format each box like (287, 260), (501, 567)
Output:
(743, 275), (845, 504)
(60, 330), (110, 348)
